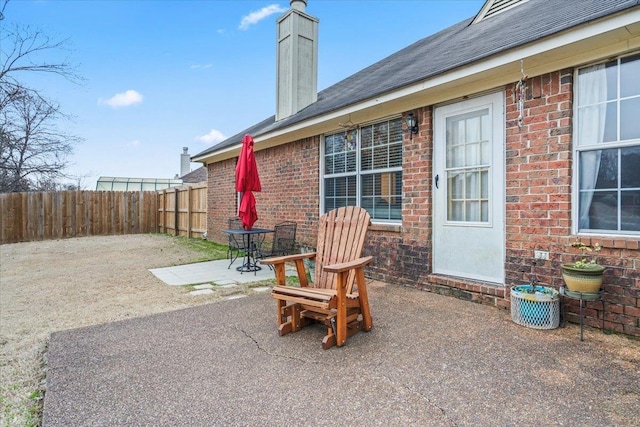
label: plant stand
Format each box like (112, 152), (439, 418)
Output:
(560, 287), (605, 341)
(511, 285), (560, 330)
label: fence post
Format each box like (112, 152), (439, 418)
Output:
(163, 189), (168, 234)
(187, 186), (193, 239)
(174, 187), (179, 236)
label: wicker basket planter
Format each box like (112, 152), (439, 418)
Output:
(511, 284), (560, 330)
(561, 263), (605, 293)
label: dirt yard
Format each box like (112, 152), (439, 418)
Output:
(0, 234), (263, 427)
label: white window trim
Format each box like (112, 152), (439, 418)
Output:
(572, 52), (640, 236)
(320, 116), (403, 224)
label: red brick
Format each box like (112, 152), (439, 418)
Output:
(204, 73), (640, 339)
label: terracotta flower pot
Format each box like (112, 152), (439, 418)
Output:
(561, 263), (605, 293)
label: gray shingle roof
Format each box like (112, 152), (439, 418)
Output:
(180, 166), (208, 183)
(194, 0), (639, 160)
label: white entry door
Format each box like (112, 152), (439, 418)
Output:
(433, 92), (505, 284)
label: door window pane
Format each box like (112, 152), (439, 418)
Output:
(466, 143), (479, 166)
(450, 201), (463, 221)
(466, 201), (479, 221)
(449, 171), (464, 199)
(466, 116), (481, 143)
(445, 109), (491, 223)
(481, 170), (489, 198)
(465, 171), (479, 198)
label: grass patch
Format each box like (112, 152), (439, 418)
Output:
(245, 275), (301, 288)
(168, 235), (229, 262)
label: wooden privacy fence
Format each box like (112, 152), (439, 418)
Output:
(0, 190), (158, 244)
(158, 183), (207, 238)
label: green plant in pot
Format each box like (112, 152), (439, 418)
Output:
(561, 241), (605, 294)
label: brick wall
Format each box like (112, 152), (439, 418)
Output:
(504, 69), (639, 336)
(369, 72), (639, 336)
(207, 158), (237, 244)
(254, 136), (320, 246)
(207, 136), (321, 249)
(206, 74), (639, 337)
(504, 69), (574, 285)
(365, 107), (434, 285)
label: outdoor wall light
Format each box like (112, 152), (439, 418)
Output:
(406, 112), (419, 139)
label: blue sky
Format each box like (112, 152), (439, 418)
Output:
(4, 0), (485, 189)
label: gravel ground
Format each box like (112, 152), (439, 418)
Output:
(0, 234), (256, 427)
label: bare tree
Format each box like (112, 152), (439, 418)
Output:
(0, 88), (79, 192)
(0, 0), (84, 192)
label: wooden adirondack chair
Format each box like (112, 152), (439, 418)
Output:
(261, 206), (373, 349)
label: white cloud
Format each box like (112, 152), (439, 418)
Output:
(190, 63), (213, 70)
(128, 140), (141, 147)
(196, 129), (226, 145)
(99, 90), (144, 108)
(238, 4), (286, 30)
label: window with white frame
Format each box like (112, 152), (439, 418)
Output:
(323, 117), (403, 221)
(575, 52), (640, 234)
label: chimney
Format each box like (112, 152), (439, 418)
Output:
(290, 0), (306, 11)
(275, 0), (318, 121)
(180, 147), (190, 177)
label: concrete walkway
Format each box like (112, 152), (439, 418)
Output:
(149, 258), (286, 286)
(42, 281), (640, 427)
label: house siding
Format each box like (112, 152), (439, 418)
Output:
(206, 69), (640, 338)
(207, 158), (237, 243)
(504, 69), (575, 287)
(364, 107), (434, 287)
(502, 69), (639, 337)
(256, 136), (321, 244)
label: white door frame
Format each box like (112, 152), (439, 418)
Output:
(432, 91), (505, 284)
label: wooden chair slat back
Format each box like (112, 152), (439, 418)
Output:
(314, 206), (370, 291)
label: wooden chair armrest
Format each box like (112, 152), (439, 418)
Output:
(323, 256), (373, 273)
(261, 252), (316, 266)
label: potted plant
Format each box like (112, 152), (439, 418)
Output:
(561, 240), (605, 294)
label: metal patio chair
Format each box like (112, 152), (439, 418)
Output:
(227, 217), (249, 268)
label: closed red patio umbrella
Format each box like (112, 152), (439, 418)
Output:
(235, 134), (261, 230)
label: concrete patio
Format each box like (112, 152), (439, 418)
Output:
(43, 279), (640, 426)
(149, 258), (289, 286)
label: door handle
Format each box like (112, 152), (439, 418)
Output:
(435, 174), (439, 189)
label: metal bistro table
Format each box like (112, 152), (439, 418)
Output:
(223, 227), (274, 275)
